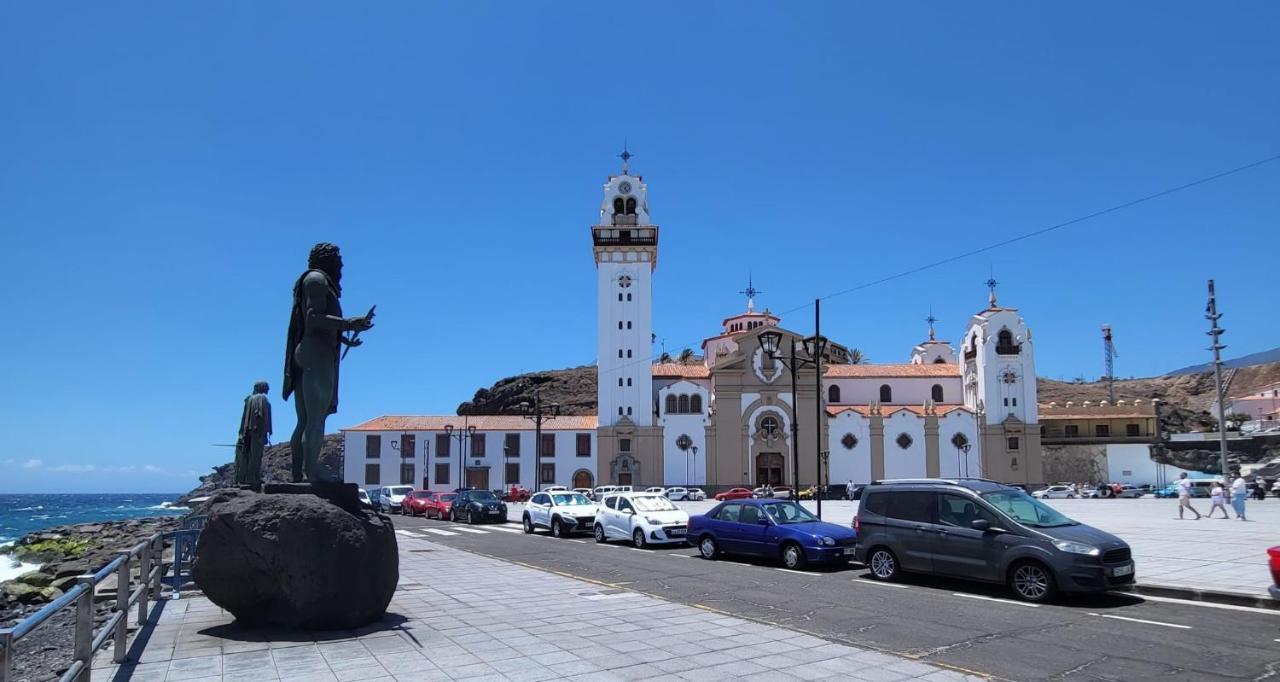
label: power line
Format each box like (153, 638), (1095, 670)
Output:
(622, 151), (1280, 372)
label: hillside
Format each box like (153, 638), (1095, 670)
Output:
(455, 365), (599, 416)
(1165, 346), (1280, 376)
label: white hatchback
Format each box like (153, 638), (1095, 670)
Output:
(523, 491), (598, 538)
(1032, 485), (1076, 499)
(594, 493), (690, 548)
(665, 487), (690, 501)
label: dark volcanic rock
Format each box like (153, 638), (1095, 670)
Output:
(178, 434), (344, 506)
(192, 489), (398, 630)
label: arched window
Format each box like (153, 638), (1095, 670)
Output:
(879, 384), (893, 403)
(618, 378), (623, 387)
(828, 385), (841, 404)
(665, 395), (678, 414)
(618, 321), (623, 330)
(690, 394), (702, 413)
(626, 378), (632, 387)
(996, 329), (1020, 355)
(613, 197), (625, 214)
(933, 357), (947, 364)
(931, 384), (944, 402)
(678, 395), (690, 414)
(625, 197), (637, 215)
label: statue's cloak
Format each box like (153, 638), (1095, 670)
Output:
(283, 269), (342, 415)
(239, 393), (272, 438)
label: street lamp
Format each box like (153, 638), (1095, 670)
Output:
(676, 434), (693, 486)
(520, 383), (560, 492)
(444, 420), (477, 491)
(757, 325), (828, 517)
(691, 446), (698, 489)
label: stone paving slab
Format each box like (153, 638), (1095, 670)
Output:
(94, 535), (984, 681)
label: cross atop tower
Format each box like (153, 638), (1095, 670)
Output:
(739, 274), (762, 313)
(986, 275), (999, 308)
(619, 144), (633, 175)
(926, 310), (937, 341)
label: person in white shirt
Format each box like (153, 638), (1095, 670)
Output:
(1231, 474), (1249, 521)
(1208, 481), (1229, 519)
(1176, 473), (1202, 520)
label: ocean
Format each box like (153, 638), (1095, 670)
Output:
(0, 493), (188, 582)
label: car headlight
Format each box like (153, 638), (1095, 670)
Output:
(1052, 540), (1100, 556)
(819, 536), (836, 546)
(645, 517), (663, 525)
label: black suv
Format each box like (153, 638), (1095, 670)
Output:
(449, 489), (509, 524)
(854, 478), (1135, 602)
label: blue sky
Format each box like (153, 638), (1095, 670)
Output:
(2, 3), (1277, 493)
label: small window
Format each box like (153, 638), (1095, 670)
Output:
(576, 433), (592, 457)
(505, 462), (520, 484)
(1126, 423), (1140, 437)
(620, 438), (631, 452)
(540, 463), (556, 484)
(627, 293), (632, 301)
(366, 435), (381, 458)
(618, 407), (624, 415)
(471, 433), (486, 457)
(1095, 424), (1110, 437)
(618, 321), (623, 330)
(1012, 398), (1017, 407)
(828, 385), (841, 404)
(399, 462), (414, 485)
(761, 416), (780, 437)
(364, 463), (379, 485)
(666, 395), (678, 414)
(879, 384), (893, 403)
(618, 349), (623, 358)
(618, 378), (624, 387)
(678, 395), (690, 413)
(931, 384), (944, 402)
(434, 463), (449, 485)
(627, 406), (633, 415)
(690, 394), (702, 413)
(1007, 437), (1020, 450)
(627, 321), (632, 329)
(541, 433), (556, 457)
(1003, 398), (1009, 407)
(618, 293), (623, 302)
(1065, 424), (1079, 437)
(627, 349), (633, 358)
(435, 433), (450, 458)
(626, 378), (632, 387)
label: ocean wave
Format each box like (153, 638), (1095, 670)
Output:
(30, 515), (51, 520)
(15, 506), (43, 512)
(0, 556), (42, 583)
(148, 503), (188, 511)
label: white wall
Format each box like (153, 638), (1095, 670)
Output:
(937, 411), (980, 479)
(659, 380), (710, 485)
(882, 411), (927, 480)
(1105, 444), (1200, 487)
(827, 411), (872, 485)
(826, 377), (963, 405)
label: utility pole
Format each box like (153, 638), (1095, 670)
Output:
(1206, 280), (1231, 483)
(1102, 325), (1118, 403)
(521, 383), (559, 493)
(814, 298), (825, 520)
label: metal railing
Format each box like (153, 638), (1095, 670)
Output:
(0, 523), (203, 682)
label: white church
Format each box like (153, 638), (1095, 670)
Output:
(343, 158), (1045, 493)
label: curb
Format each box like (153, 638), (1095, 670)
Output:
(1122, 582), (1280, 610)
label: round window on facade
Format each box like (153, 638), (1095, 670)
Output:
(841, 433), (857, 450)
(896, 433), (913, 450)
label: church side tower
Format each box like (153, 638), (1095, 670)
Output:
(593, 152), (664, 487)
(961, 281), (1043, 486)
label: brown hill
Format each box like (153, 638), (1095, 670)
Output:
(456, 365), (599, 416)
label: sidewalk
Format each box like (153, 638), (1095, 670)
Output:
(93, 535), (983, 682)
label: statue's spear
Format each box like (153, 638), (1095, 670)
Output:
(342, 304), (376, 360)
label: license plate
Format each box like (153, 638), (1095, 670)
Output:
(1111, 564), (1133, 577)
(667, 529), (686, 537)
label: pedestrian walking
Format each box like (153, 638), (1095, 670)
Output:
(1207, 481), (1230, 519)
(1176, 473), (1202, 520)
(1255, 476), (1267, 502)
(1231, 474), (1249, 521)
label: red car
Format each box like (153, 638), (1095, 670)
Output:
(1268, 546), (1280, 600)
(402, 490), (437, 517)
(423, 492), (457, 520)
(505, 485), (532, 503)
(715, 487), (754, 501)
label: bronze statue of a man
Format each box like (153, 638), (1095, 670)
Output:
(283, 242), (375, 482)
(234, 381), (272, 487)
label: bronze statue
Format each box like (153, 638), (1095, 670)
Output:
(284, 242), (375, 482)
(234, 381), (273, 487)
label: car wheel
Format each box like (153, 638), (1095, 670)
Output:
(698, 535), (719, 560)
(522, 515), (534, 534)
(449, 509), (457, 523)
(867, 547), (900, 581)
(594, 524), (607, 543)
(1009, 561), (1056, 603)
(780, 542), (807, 570)
(632, 528), (647, 549)
(552, 518), (565, 538)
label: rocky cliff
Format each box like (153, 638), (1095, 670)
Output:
(178, 435), (344, 505)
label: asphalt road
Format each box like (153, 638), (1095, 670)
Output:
(389, 511), (1280, 681)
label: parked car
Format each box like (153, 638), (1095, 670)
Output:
(1116, 485), (1147, 499)
(572, 487), (595, 500)
(450, 489), (509, 524)
(594, 493), (690, 548)
(1269, 546), (1280, 600)
(504, 485), (532, 503)
(423, 492), (456, 520)
(1032, 485), (1076, 500)
(688, 499), (857, 570)
(797, 486), (818, 500)
(593, 485), (618, 500)
(357, 488), (373, 509)
(644, 486), (667, 495)
(715, 487), (754, 501)
(402, 490), (438, 517)
(686, 488), (707, 501)
(523, 491), (598, 537)
(543, 485), (569, 493)
(375, 485), (414, 513)
(752, 486), (793, 499)
(854, 478), (1135, 602)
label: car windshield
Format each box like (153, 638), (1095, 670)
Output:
(552, 493), (592, 506)
(981, 490), (1077, 528)
(632, 496), (677, 512)
(762, 502), (819, 524)
(390, 486), (413, 495)
(471, 491), (498, 502)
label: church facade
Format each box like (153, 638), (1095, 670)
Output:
(343, 161), (1045, 492)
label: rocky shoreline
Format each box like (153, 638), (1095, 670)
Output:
(0, 516), (181, 682)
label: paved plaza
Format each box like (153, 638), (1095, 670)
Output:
(93, 535), (983, 682)
(659, 496), (1278, 598)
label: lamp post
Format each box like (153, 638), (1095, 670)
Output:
(758, 317), (829, 518)
(676, 434), (694, 487)
(444, 419), (477, 491)
(691, 446), (698, 489)
(520, 384), (560, 493)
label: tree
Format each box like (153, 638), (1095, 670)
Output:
(658, 351), (672, 364)
(848, 349), (867, 365)
(678, 348), (694, 365)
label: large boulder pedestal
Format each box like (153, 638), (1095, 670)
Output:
(192, 485), (398, 630)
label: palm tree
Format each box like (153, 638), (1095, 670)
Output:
(848, 348), (867, 364)
(678, 348), (695, 365)
(658, 351), (673, 364)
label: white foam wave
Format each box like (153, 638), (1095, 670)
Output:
(0, 556), (40, 583)
(14, 506), (42, 512)
(148, 503), (188, 511)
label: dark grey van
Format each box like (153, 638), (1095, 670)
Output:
(853, 478), (1135, 602)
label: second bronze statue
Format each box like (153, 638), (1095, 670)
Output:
(283, 242), (375, 483)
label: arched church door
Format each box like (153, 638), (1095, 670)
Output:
(573, 470), (594, 489)
(755, 453), (783, 486)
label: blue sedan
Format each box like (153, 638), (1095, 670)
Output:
(687, 499), (857, 570)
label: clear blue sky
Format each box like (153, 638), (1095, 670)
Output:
(2, 3), (1277, 493)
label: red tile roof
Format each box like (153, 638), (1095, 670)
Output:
(652, 363), (712, 379)
(824, 363), (961, 378)
(826, 404), (971, 418)
(343, 415), (599, 432)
